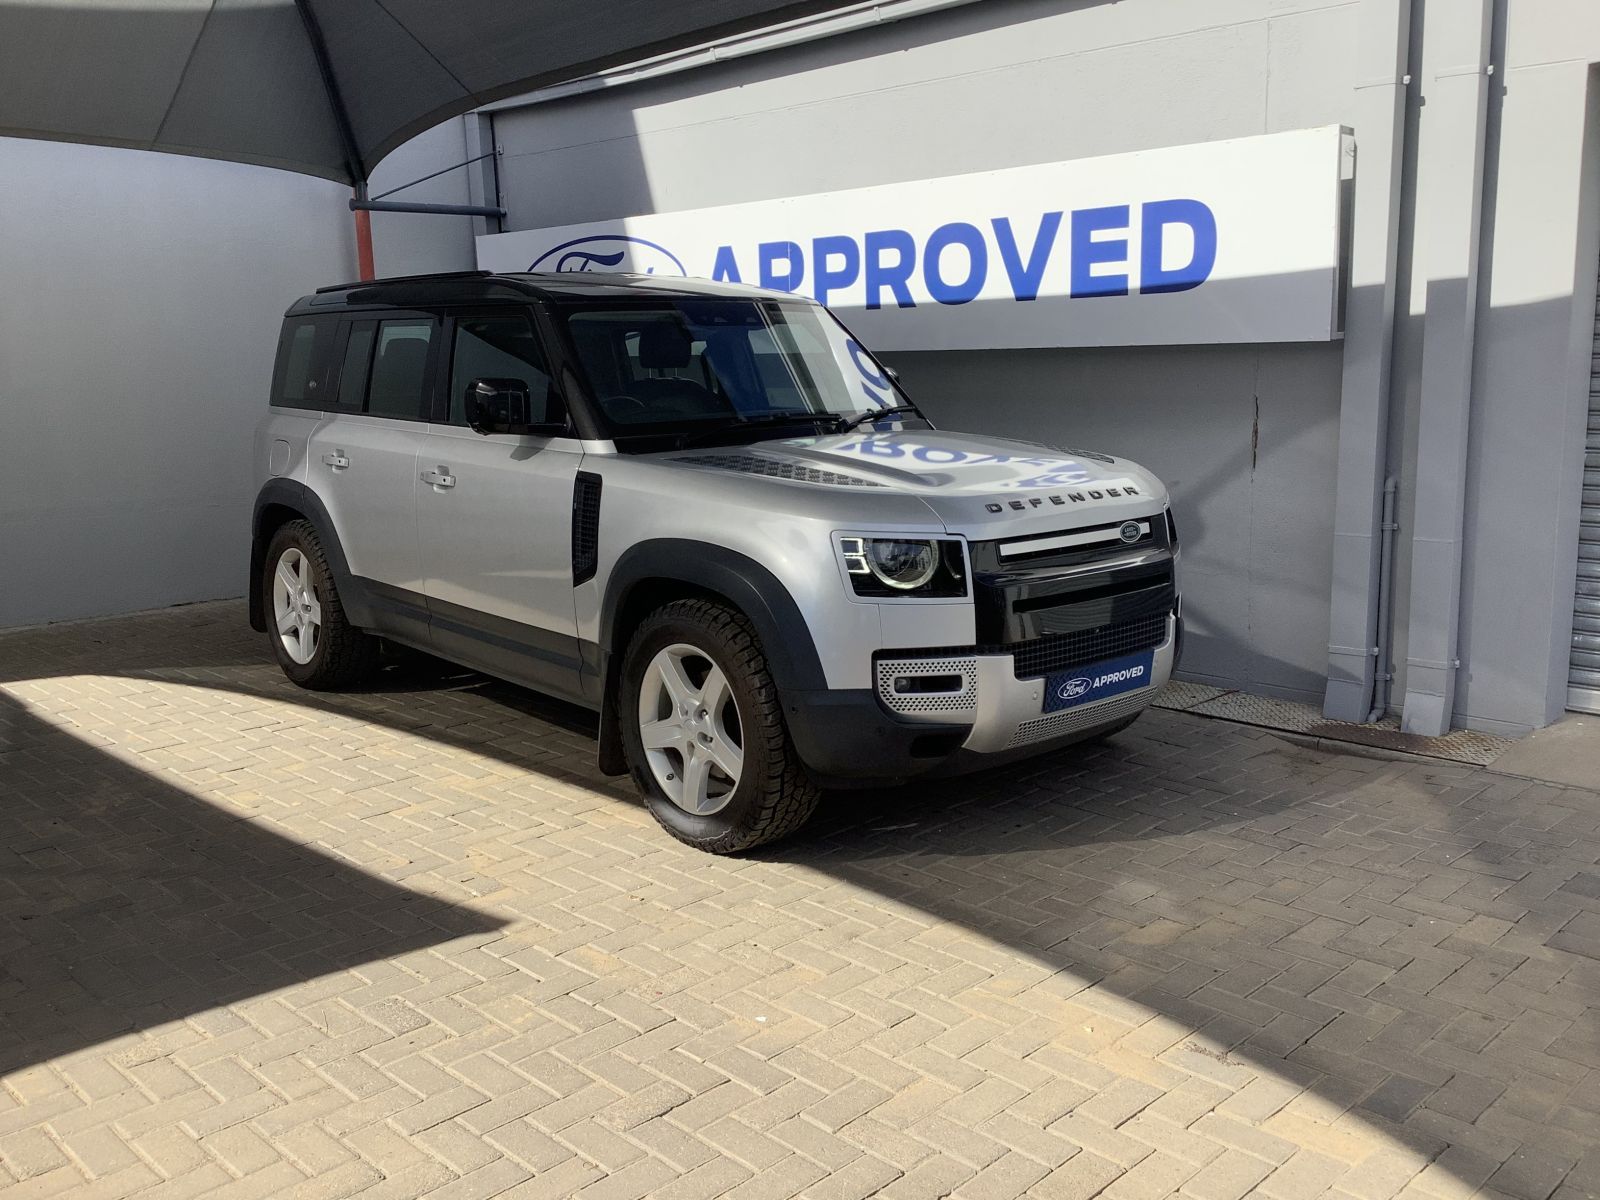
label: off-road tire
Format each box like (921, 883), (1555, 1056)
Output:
(620, 599), (820, 853)
(262, 520), (379, 690)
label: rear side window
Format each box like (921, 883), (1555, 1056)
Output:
(336, 321), (377, 410)
(270, 317), (335, 409)
(365, 320), (435, 419)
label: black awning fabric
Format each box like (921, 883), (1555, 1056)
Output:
(0, 0), (859, 183)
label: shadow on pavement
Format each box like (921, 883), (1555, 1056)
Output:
(0, 690), (506, 1076)
(3, 601), (1597, 1198)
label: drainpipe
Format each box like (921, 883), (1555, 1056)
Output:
(1367, 476), (1400, 721)
(1322, 0), (1414, 724)
(1398, 0), (1496, 736)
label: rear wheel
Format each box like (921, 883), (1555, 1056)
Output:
(621, 599), (819, 853)
(262, 520), (379, 690)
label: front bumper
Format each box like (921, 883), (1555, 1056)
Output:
(786, 614), (1179, 785)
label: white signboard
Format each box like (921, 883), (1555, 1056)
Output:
(476, 126), (1345, 350)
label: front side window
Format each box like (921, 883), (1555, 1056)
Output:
(448, 312), (557, 425)
(563, 299), (908, 434)
(364, 320), (435, 419)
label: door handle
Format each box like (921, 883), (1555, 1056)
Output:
(422, 468), (456, 489)
(321, 450), (349, 469)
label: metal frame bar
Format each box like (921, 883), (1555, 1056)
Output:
(370, 151), (498, 201)
(349, 198), (506, 218)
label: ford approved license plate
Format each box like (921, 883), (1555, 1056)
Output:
(1042, 649), (1155, 714)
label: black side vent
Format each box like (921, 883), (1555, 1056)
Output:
(572, 471), (602, 586)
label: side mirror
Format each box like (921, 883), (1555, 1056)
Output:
(465, 377), (566, 436)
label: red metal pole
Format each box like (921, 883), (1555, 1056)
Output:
(353, 196), (375, 281)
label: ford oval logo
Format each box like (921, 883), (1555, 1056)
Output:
(1119, 521), (1143, 543)
(529, 234), (687, 276)
(1058, 677), (1093, 701)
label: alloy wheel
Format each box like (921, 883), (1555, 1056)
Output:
(272, 547), (322, 665)
(637, 642), (744, 814)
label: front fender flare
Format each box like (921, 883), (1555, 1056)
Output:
(594, 539), (828, 774)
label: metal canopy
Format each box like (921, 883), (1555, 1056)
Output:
(0, 0), (858, 184)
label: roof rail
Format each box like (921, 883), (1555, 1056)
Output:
(315, 269), (494, 294)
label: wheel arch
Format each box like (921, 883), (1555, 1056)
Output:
(593, 540), (826, 776)
(249, 480), (372, 632)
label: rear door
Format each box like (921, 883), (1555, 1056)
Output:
(415, 306), (587, 702)
(307, 312), (437, 642)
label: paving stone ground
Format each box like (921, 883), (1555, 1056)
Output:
(2, 601), (1599, 1200)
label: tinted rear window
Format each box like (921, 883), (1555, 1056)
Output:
(271, 317), (335, 409)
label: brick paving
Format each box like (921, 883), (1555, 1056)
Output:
(1, 600), (1598, 1200)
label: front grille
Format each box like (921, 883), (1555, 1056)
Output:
(1010, 612), (1167, 679)
(883, 611), (1168, 680)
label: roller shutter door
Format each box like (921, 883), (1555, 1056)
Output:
(1571, 263), (1600, 712)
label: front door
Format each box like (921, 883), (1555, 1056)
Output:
(307, 314), (437, 643)
(416, 308), (587, 702)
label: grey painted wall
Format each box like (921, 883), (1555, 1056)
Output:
(0, 137), (353, 628)
(1377, 4), (1600, 734)
(489, 0), (1361, 703)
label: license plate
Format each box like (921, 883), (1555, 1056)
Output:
(1042, 649), (1155, 714)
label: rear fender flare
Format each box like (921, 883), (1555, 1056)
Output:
(249, 479), (372, 631)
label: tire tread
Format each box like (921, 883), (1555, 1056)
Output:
(265, 520), (379, 690)
(625, 598), (819, 853)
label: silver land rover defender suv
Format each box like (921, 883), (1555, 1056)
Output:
(251, 270), (1181, 852)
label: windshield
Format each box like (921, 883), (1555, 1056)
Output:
(562, 298), (910, 434)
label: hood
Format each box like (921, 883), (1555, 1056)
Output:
(666, 428), (1167, 534)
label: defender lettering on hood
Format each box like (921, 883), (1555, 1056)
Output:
(666, 429), (1163, 535)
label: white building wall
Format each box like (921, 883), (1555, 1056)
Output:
(489, 0), (1362, 703)
(365, 117), (480, 278)
(482, 0), (1600, 731)
(0, 137), (354, 627)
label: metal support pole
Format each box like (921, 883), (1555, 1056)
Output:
(352, 182), (376, 282)
(348, 198), (507, 218)
(1399, 0), (1496, 735)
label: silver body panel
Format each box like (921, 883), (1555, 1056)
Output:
(416, 425), (584, 636)
(255, 279), (1176, 775)
(582, 430), (1170, 692)
(306, 412), (425, 592)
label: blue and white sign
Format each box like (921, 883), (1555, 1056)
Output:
(1043, 649), (1156, 714)
(477, 126), (1346, 351)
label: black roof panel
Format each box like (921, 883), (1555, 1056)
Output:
(288, 270), (795, 316)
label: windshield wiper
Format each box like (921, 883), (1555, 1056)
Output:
(677, 411), (846, 449)
(835, 404), (923, 433)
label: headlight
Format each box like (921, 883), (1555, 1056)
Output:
(838, 536), (968, 598)
(866, 540), (938, 589)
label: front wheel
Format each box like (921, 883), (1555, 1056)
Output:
(620, 599), (820, 853)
